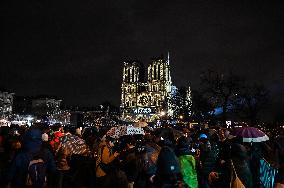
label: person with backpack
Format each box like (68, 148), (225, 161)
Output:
(5, 128), (56, 188)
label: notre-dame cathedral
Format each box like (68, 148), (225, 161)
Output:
(120, 53), (177, 122)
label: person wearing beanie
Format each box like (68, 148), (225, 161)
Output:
(199, 133), (208, 140)
(5, 128), (56, 188)
(199, 132), (220, 188)
(42, 132), (49, 142)
(41, 131), (53, 154)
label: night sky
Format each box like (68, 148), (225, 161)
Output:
(2, 0), (284, 118)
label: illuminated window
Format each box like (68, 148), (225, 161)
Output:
(158, 65), (160, 80)
(153, 65), (157, 80)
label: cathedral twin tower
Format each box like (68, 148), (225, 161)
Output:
(120, 53), (176, 122)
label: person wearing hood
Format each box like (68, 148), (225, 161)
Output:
(155, 146), (184, 188)
(5, 128), (56, 188)
(176, 136), (198, 188)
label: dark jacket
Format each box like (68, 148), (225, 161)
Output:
(275, 166), (284, 184)
(155, 146), (181, 188)
(231, 143), (253, 188)
(121, 147), (139, 182)
(6, 129), (56, 188)
(176, 142), (198, 188)
(200, 141), (219, 176)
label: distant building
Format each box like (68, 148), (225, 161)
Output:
(13, 96), (32, 115)
(0, 90), (14, 118)
(70, 112), (84, 127)
(32, 97), (62, 117)
(120, 53), (177, 122)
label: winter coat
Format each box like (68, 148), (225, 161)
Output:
(178, 155), (198, 188)
(121, 147), (139, 182)
(200, 141), (219, 176)
(55, 146), (70, 171)
(275, 166), (284, 185)
(155, 146), (181, 188)
(218, 139), (232, 162)
(156, 146), (180, 176)
(231, 144), (253, 188)
(96, 143), (117, 177)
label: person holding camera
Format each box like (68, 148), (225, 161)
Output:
(96, 136), (121, 187)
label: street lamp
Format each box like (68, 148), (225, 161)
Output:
(160, 111), (166, 116)
(159, 111), (167, 127)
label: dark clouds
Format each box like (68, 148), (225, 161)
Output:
(1, 0), (284, 109)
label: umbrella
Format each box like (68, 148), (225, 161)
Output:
(61, 133), (90, 155)
(119, 125), (145, 136)
(143, 126), (154, 132)
(106, 125), (145, 138)
(106, 127), (119, 138)
(232, 127), (269, 142)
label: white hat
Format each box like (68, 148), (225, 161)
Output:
(42, 133), (49, 142)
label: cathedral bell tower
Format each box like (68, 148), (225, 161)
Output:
(120, 53), (175, 122)
(120, 62), (140, 118)
(147, 53), (172, 111)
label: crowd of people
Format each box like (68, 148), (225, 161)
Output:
(0, 123), (283, 188)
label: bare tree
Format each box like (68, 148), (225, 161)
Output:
(191, 89), (215, 123)
(235, 83), (269, 126)
(200, 70), (241, 124)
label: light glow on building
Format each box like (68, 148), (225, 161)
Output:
(120, 53), (177, 122)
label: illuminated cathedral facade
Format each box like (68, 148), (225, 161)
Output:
(120, 53), (177, 122)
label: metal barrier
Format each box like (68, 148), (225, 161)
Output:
(260, 158), (278, 188)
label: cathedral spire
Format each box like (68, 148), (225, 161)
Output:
(167, 51), (170, 65)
